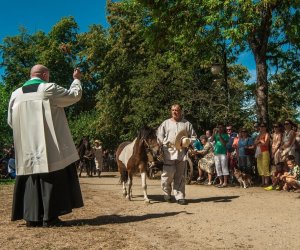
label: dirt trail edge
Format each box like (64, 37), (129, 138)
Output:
(1, 172), (299, 250)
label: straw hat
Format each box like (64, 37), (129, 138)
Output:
(94, 140), (101, 144)
(175, 130), (191, 150)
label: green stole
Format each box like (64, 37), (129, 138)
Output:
(23, 78), (46, 86)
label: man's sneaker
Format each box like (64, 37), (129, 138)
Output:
(264, 185), (275, 191)
(177, 199), (188, 205)
(164, 195), (172, 203)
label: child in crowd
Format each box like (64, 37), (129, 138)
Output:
(264, 162), (286, 191)
(280, 155), (300, 192)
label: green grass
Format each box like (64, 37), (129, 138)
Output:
(0, 178), (15, 185)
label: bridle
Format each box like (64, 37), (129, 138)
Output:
(142, 138), (158, 151)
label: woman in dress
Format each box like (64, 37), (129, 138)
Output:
(255, 123), (270, 186)
(196, 135), (215, 185)
(271, 123), (283, 165)
(281, 119), (296, 162)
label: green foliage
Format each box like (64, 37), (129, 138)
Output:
(1, 0), (299, 151)
(0, 179), (15, 185)
(68, 109), (99, 144)
(0, 84), (12, 147)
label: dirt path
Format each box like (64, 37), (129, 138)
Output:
(1, 172), (300, 250)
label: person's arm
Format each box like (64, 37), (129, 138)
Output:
(210, 129), (217, 143)
(283, 130), (296, 149)
(48, 69), (82, 107)
(7, 90), (18, 128)
(260, 133), (270, 147)
(219, 133), (228, 147)
(274, 134), (283, 152)
(254, 133), (261, 146)
(198, 143), (210, 156)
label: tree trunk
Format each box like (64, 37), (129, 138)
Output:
(247, 5), (274, 125)
(254, 55), (268, 124)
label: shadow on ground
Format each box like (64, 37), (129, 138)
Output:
(188, 195), (240, 203)
(140, 195), (240, 204)
(67, 211), (190, 226)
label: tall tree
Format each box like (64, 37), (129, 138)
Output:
(139, 0), (300, 124)
(136, 0), (251, 129)
(204, 0), (300, 123)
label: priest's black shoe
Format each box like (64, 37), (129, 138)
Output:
(26, 221), (43, 227)
(43, 217), (67, 227)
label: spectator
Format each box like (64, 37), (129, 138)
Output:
(6, 147), (16, 179)
(264, 162), (285, 191)
(270, 122), (283, 165)
(93, 140), (103, 177)
(237, 128), (254, 175)
(77, 137), (94, 176)
(211, 124), (230, 188)
(255, 123), (271, 187)
(206, 130), (213, 145)
(280, 155), (300, 192)
(196, 135), (215, 185)
(191, 135), (203, 168)
(193, 136), (203, 151)
(251, 122), (260, 181)
(226, 125), (237, 173)
(251, 122), (260, 141)
(281, 119), (296, 161)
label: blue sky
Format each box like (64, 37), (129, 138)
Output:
(0, 0), (256, 82)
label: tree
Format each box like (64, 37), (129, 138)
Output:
(138, 0), (300, 124)
(0, 83), (11, 147)
(204, 0), (300, 123)
(0, 17), (109, 146)
(135, 0), (251, 129)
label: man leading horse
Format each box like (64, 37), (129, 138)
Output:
(157, 103), (197, 205)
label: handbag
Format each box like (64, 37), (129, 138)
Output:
(245, 147), (255, 156)
(255, 146), (261, 158)
(244, 138), (255, 156)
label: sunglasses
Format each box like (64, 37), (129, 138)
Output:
(284, 123), (290, 125)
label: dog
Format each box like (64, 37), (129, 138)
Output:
(233, 168), (253, 188)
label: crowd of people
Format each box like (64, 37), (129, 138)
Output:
(191, 120), (300, 193)
(0, 145), (16, 179)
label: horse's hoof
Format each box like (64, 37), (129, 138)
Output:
(144, 199), (150, 204)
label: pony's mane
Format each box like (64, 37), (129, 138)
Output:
(137, 126), (156, 140)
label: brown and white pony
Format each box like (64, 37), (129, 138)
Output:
(116, 126), (159, 203)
